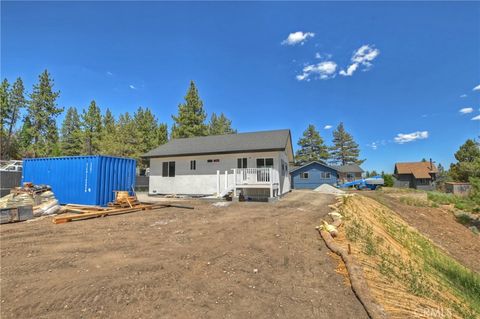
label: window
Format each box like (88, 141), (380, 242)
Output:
(256, 158), (274, 168)
(162, 161), (175, 177)
(213, 159), (220, 163)
(321, 172), (331, 179)
(300, 172), (309, 179)
(207, 159), (220, 163)
(190, 160), (196, 170)
(237, 158), (247, 169)
(207, 159), (213, 163)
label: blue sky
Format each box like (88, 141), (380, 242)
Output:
(2, 1), (479, 172)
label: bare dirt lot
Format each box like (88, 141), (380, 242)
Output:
(362, 191), (480, 273)
(1, 191), (368, 319)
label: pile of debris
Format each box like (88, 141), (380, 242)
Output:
(0, 183), (61, 223)
(314, 184), (346, 195)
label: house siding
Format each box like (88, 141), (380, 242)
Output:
(291, 163), (338, 189)
(149, 151), (291, 196)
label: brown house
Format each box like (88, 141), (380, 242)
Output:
(393, 161), (438, 190)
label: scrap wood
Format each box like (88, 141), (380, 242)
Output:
(52, 203), (194, 224)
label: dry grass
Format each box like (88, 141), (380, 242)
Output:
(334, 195), (479, 319)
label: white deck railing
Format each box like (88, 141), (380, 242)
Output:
(233, 168), (279, 186)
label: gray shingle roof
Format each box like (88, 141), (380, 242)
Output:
(143, 129), (292, 158)
(332, 163), (364, 173)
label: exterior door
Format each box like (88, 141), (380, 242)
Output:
(256, 158), (273, 182)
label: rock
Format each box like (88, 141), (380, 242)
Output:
(253, 268), (258, 274)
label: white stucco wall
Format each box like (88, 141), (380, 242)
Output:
(148, 151), (291, 195)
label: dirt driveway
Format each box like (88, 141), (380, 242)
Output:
(1, 190), (368, 319)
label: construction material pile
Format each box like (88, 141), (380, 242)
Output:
(53, 191), (194, 224)
(314, 184), (346, 195)
(0, 183), (61, 217)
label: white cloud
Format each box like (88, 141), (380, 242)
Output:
(296, 61), (337, 81)
(339, 44), (380, 77)
(394, 131), (429, 144)
(106, 71), (113, 76)
(460, 94), (467, 98)
(339, 63), (359, 76)
(472, 115), (480, 121)
(459, 107), (473, 114)
(473, 84), (480, 91)
(129, 84), (136, 90)
(315, 52), (321, 59)
(368, 142), (378, 150)
(281, 31), (315, 46)
(324, 125), (332, 129)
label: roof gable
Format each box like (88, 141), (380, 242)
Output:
(143, 129), (293, 160)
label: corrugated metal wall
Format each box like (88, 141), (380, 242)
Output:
(22, 156), (136, 206)
(0, 171), (22, 197)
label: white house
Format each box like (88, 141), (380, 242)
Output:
(143, 129), (294, 200)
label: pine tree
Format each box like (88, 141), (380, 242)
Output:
(295, 124), (329, 164)
(99, 108), (116, 154)
(449, 139), (480, 182)
(61, 107), (83, 155)
(134, 107), (163, 167)
(329, 122), (364, 165)
(27, 70), (62, 157)
(157, 123), (168, 146)
(208, 112), (236, 135)
(171, 81), (208, 138)
(0, 79), (9, 159)
(114, 112), (138, 158)
(81, 100), (102, 155)
(18, 116), (34, 157)
(4, 78), (26, 159)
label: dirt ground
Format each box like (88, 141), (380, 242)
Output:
(362, 191), (480, 273)
(0, 190), (368, 319)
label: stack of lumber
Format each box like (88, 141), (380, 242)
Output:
(108, 191), (140, 208)
(53, 200), (194, 224)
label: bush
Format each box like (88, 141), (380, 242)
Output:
(383, 174), (394, 187)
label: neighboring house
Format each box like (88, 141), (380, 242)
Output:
(142, 129), (294, 200)
(393, 161), (438, 190)
(290, 161), (338, 189)
(332, 164), (364, 184)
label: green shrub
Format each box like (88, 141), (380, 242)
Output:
(382, 174), (394, 187)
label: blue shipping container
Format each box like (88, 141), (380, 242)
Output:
(22, 156), (136, 206)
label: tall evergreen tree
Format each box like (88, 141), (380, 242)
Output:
(114, 112), (138, 158)
(208, 112), (236, 135)
(81, 100), (102, 155)
(61, 107), (83, 155)
(99, 108), (116, 155)
(4, 78), (26, 159)
(18, 116), (34, 157)
(449, 139), (480, 182)
(171, 81), (208, 138)
(134, 107), (166, 167)
(157, 123), (168, 146)
(295, 124), (329, 164)
(329, 122), (364, 165)
(0, 79), (9, 159)
(27, 70), (62, 157)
